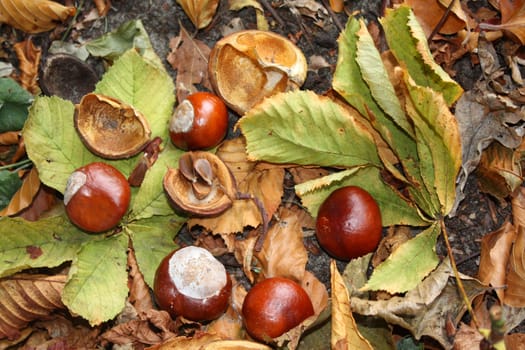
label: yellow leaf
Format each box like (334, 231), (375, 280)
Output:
(330, 260), (373, 350)
(176, 0), (219, 29)
(0, 0), (76, 34)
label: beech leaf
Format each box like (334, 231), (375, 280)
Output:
(62, 234), (129, 326)
(0, 0), (76, 34)
(330, 260), (373, 350)
(238, 90), (380, 168)
(362, 222), (440, 293)
(0, 215), (92, 278)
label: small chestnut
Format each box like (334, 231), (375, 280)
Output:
(169, 92), (228, 150)
(242, 277), (314, 342)
(64, 162), (131, 233)
(316, 185), (382, 260)
(153, 246), (232, 322)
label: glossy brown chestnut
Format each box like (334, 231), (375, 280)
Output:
(169, 92), (228, 150)
(316, 186), (382, 260)
(64, 162), (131, 233)
(242, 277), (314, 342)
(154, 246), (232, 322)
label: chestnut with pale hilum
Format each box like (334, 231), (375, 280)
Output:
(169, 91), (228, 151)
(64, 162), (131, 233)
(153, 246), (232, 322)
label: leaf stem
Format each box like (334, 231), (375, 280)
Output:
(0, 159), (32, 172)
(440, 218), (479, 327)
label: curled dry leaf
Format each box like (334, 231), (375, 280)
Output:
(177, 0), (219, 29)
(0, 0), (76, 33)
(209, 30), (307, 114)
(253, 207), (309, 282)
(94, 0), (111, 17)
(478, 220), (515, 301)
(330, 260), (373, 350)
(75, 93), (152, 159)
(13, 39), (41, 94)
(127, 246), (154, 314)
(0, 273), (66, 340)
(0, 167), (40, 217)
(102, 309), (178, 346)
(504, 224), (525, 307)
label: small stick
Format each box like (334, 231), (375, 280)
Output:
(259, 0), (286, 28)
(428, 0), (457, 42)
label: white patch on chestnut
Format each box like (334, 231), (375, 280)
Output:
(168, 246), (227, 299)
(170, 99), (194, 133)
(64, 171), (87, 206)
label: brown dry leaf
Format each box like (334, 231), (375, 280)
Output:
(499, 0), (525, 44)
(254, 207), (309, 282)
(17, 184), (58, 221)
(0, 273), (66, 341)
(477, 141), (523, 202)
(505, 333), (525, 349)
(205, 304), (243, 340)
(0, 167), (40, 217)
(128, 246), (154, 314)
(405, 0), (466, 36)
(371, 225), (412, 267)
(149, 332), (222, 349)
(0, 131), (20, 145)
(177, 0), (218, 29)
(233, 235), (258, 282)
(330, 260), (372, 350)
(288, 166), (330, 185)
(102, 309), (178, 346)
(478, 220), (516, 301)
(93, 0), (110, 16)
(453, 322), (485, 350)
(0, 0), (76, 33)
(504, 224), (525, 307)
(13, 39), (41, 94)
(167, 25), (211, 102)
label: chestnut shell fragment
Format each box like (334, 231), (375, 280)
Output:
(208, 30), (307, 114)
(163, 151), (237, 216)
(74, 93), (152, 159)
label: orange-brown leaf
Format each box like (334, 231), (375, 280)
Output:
(0, 167), (41, 218)
(330, 260), (373, 350)
(0, 0), (75, 34)
(0, 273), (66, 340)
(128, 246), (154, 314)
(405, 0), (466, 36)
(176, 0), (219, 29)
(504, 225), (525, 307)
(500, 0), (525, 44)
(0, 131), (20, 145)
(13, 39), (41, 94)
(254, 207), (309, 282)
(478, 220), (516, 301)
(93, 0), (110, 16)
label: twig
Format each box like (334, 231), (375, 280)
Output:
(440, 218), (479, 327)
(427, 0), (456, 42)
(259, 0), (286, 28)
(321, 0), (344, 32)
